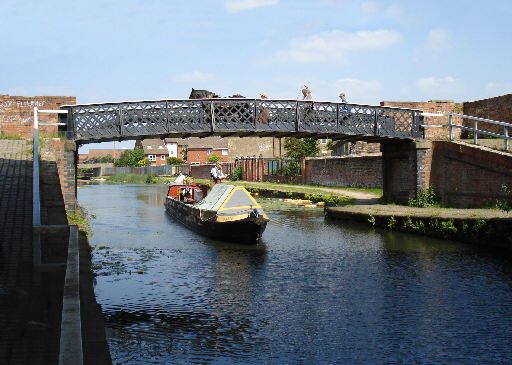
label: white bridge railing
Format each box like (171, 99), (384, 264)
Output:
(421, 112), (511, 152)
(33, 107), (83, 365)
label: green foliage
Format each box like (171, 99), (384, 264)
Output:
(99, 154), (114, 163)
(114, 147), (146, 167)
(496, 184), (512, 212)
(387, 216), (396, 230)
(138, 158), (150, 166)
(206, 153), (221, 163)
(67, 208), (95, 239)
(280, 159), (302, 176)
(284, 137), (319, 158)
(232, 165), (243, 181)
(368, 214), (376, 226)
(0, 132), (23, 140)
(166, 156), (183, 165)
(145, 174), (157, 184)
(106, 173), (171, 184)
(408, 186), (439, 208)
(326, 140), (334, 150)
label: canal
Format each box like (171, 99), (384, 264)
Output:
(78, 183), (512, 364)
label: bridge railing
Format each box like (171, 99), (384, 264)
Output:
(60, 99), (424, 142)
(421, 112), (512, 151)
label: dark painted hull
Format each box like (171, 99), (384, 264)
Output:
(164, 197), (267, 244)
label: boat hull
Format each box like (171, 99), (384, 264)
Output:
(165, 197), (267, 244)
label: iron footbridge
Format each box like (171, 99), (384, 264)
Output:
(58, 99), (424, 143)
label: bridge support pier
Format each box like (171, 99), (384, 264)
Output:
(382, 140), (433, 204)
(43, 139), (78, 213)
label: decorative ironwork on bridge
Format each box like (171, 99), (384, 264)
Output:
(58, 99), (424, 143)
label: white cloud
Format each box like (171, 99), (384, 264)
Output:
(274, 29), (401, 63)
(225, 0), (278, 13)
(414, 76), (465, 99)
(423, 28), (453, 54)
(361, 1), (402, 17)
(173, 71), (214, 82)
(334, 78), (383, 103)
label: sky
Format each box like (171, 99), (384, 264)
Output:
(2, 0), (511, 152)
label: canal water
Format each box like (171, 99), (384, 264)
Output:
(78, 184), (512, 364)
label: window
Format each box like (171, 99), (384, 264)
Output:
(161, 155), (166, 160)
(158, 146), (163, 149)
(221, 150), (228, 156)
(148, 155), (156, 161)
(320, 139), (328, 144)
(207, 149), (212, 155)
(147, 146), (152, 149)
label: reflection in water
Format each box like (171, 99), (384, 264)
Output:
(79, 184), (512, 364)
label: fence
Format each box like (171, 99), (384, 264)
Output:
(91, 163), (234, 179)
(422, 112), (512, 152)
(235, 157), (303, 182)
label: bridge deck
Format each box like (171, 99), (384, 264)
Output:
(59, 99), (424, 143)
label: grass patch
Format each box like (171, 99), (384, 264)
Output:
(67, 207), (95, 239)
(224, 180), (381, 196)
(0, 132), (23, 140)
(105, 174), (172, 184)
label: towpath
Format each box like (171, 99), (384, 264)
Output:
(225, 180), (380, 204)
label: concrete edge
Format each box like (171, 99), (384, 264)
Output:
(58, 225), (83, 365)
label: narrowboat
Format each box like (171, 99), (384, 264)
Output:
(164, 182), (269, 243)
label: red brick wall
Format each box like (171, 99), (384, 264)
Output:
(463, 94), (512, 136)
(43, 139), (78, 213)
(0, 95), (76, 139)
(430, 141), (512, 207)
(304, 156), (382, 188)
(187, 148), (229, 164)
(381, 100), (463, 139)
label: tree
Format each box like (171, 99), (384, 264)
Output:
(114, 147), (146, 167)
(206, 154), (221, 163)
(99, 154), (114, 163)
(284, 137), (319, 158)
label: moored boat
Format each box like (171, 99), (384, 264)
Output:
(164, 182), (269, 243)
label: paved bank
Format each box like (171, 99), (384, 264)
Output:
(0, 139), (111, 364)
(327, 204), (512, 249)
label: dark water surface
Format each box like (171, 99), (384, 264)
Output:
(78, 184), (512, 364)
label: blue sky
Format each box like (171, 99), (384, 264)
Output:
(2, 0), (511, 151)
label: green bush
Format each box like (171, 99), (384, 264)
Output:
(232, 165), (243, 180)
(166, 156), (183, 165)
(408, 186), (439, 208)
(206, 154), (221, 163)
(496, 184), (512, 212)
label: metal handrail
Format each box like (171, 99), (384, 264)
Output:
(33, 107), (83, 365)
(420, 112), (511, 151)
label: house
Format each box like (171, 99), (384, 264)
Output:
(79, 149), (125, 164)
(177, 136), (229, 164)
(135, 139), (171, 166)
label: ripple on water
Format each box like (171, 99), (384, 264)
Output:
(78, 184), (512, 364)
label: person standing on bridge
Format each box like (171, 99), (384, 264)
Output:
(339, 92), (349, 114)
(210, 162), (226, 189)
(257, 92), (269, 123)
(302, 85), (313, 101)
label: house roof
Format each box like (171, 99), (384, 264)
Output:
(138, 139), (167, 150)
(165, 136), (228, 149)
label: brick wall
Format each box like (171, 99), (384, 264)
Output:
(187, 148), (229, 164)
(381, 100), (463, 139)
(463, 94), (512, 136)
(304, 155), (382, 188)
(41, 138), (78, 213)
(0, 95), (76, 139)
(228, 137), (283, 161)
(430, 141), (512, 207)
